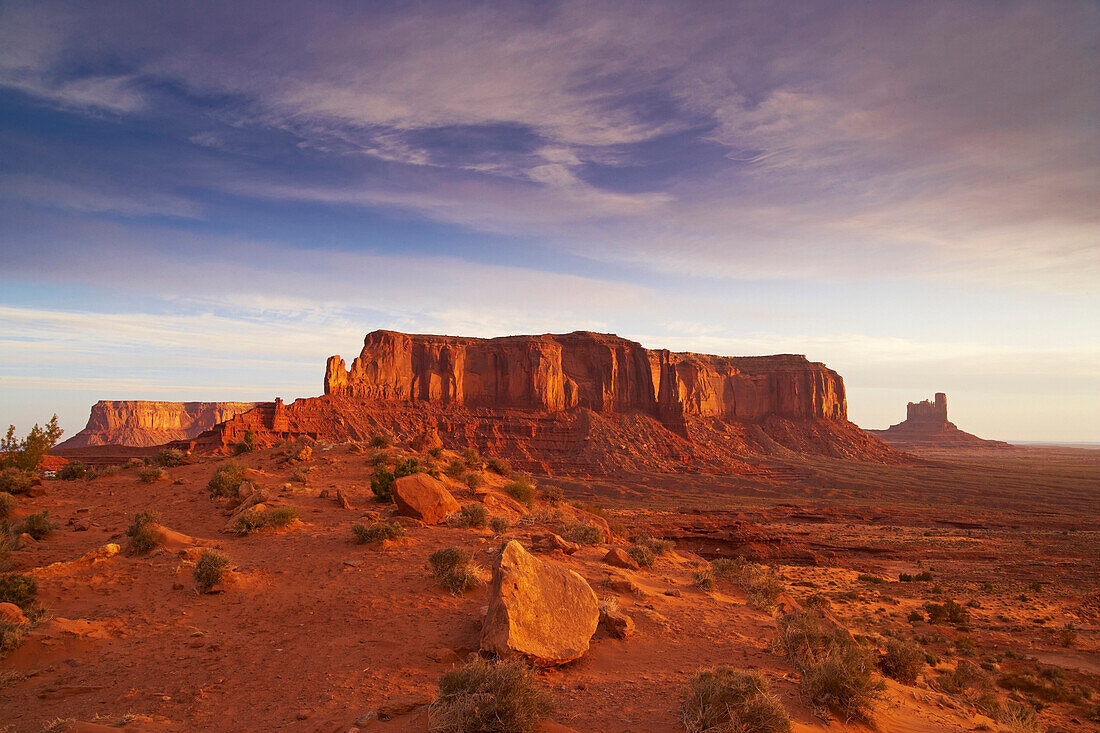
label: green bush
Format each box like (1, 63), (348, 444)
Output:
(393, 457), (423, 478)
(489, 516), (510, 534)
(431, 658), (551, 733)
(485, 457), (512, 477)
(57, 461), (87, 480)
(370, 434), (393, 448)
(0, 493), (14, 519)
(15, 511), (56, 540)
(504, 479), (535, 507)
(0, 416), (62, 472)
(152, 448), (185, 467)
(233, 430), (256, 455)
(0, 573), (37, 610)
(879, 638), (925, 685)
(458, 503), (490, 529)
(193, 550), (231, 593)
(446, 459), (466, 479)
(207, 461), (246, 497)
(464, 472), (483, 489)
(680, 667), (791, 733)
(233, 506), (300, 536)
(543, 486), (563, 505)
(138, 466), (165, 484)
(0, 469), (33, 495)
(559, 522), (603, 546)
(125, 510), (161, 555)
(352, 522), (406, 544)
(925, 599), (968, 625)
(371, 466), (395, 502)
(858, 574), (885, 584)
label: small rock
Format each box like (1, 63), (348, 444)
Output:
(603, 547), (639, 570)
(599, 608), (636, 639)
(390, 516), (424, 529)
(530, 532), (580, 555)
(426, 647), (460, 664)
(607, 577), (640, 595)
(376, 693), (430, 720)
(664, 588), (682, 598)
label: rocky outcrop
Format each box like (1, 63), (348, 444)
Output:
(325, 330), (847, 429)
(480, 540), (599, 666)
(869, 393), (1010, 450)
(181, 330), (900, 472)
(60, 401), (261, 448)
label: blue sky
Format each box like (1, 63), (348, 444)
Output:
(1, 0), (1097, 442)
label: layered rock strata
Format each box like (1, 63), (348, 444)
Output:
(60, 401), (261, 448)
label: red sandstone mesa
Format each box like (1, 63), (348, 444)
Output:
(167, 330), (899, 473)
(59, 400), (261, 448)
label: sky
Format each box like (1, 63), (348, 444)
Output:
(0, 0), (1097, 442)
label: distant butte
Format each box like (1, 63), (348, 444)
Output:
(172, 329), (901, 474)
(868, 392), (1010, 450)
(58, 401), (262, 448)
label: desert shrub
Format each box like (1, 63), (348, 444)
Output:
(543, 486), (563, 505)
(955, 637), (977, 656)
(694, 569), (716, 592)
(429, 547), (471, 575)
(998, 671), (1082, 704)
(680, 667), (791, 733)
(153, 448), (185, 467)
(632, 534), (675, 556)
(857, 573), (885, 584)
(193, 550), (230, 593)
(125, 510), (161, 555)
(879, 638), (925, 685)
(914, 571), (934, 582)
(559, 522), (602, 546)
(233, 506), (300, 536)
(907, 609), (924, 624)
(461, 448), (481, 467)
(925, 599), (968, 625)
(0, 469), (33, 495)
(1, 620), (24, 653)
(393, 457), (423, 478)
(1057, 623), (1077, 647)
(367, 451), (390, 466)
(489, 516), (510, 534)
(800, 645), (884, 721)
(458, 503), (490, 529)
(57, 461), (87, 480)
(352, 521), (406, 544)
(504, 479), (535, 507)
(290, 466), (309, 483)
(207, 461), (246, 497)
(89, 464), (120, 480)
(0, 493), (14, 519)
(464, 472), (483, 489)
(628, 544), (656, 568)
(233, 430), (256, 455)
(938, 659), (989, 695)
(446, 460), (466, 479)
(431, 657), (552, 733)
(0, 416), (62, 472)
(15, 511), (56, 540)
(138, 466), (165, 484)
(485, 457), (512, 477)
(370, 434), (393, 448)
(426, 446), (444, 459)
(805, 593), (831, 610)
(995, 700), (1043, 733)
(125, 457), (145, 469)
(371, 466), (396, 502)
(439, 564), (485, 595)
(714, 557), (785, 609)
(0, 530), (11, 572)
(0, 573), (37, 610)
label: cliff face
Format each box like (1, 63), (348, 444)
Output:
(60, 401), (261, 448)
(325, 330), (848, 431)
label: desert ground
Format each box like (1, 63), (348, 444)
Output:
(2, 442), (1098, 732)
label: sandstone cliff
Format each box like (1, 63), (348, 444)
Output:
(60, 401), (261, 448)
(869, 393), (1010, 450)
(180, 330), (896, 473)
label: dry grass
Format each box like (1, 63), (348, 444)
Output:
(125, 510), (161, 555)
(352, 521), (406, 544)
(193, 550), (231, 593)
(430, 658), (551, 733)
(680, 667), (791, 733)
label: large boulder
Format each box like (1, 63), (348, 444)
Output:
(480, 540), (599, 666)
(392, 473), (459, 525)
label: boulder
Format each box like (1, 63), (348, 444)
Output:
(603, 547), (639, 570)
(530, 532), (579, 555)
(480, 540), (599, 666)
(476, 490), (529, 517)
(392, 474), (459, 525)
(599, 608), (635, 639)
(410, 428), (443, 452)
(0, 602), (27, 626)
(607, 576), (640, 595)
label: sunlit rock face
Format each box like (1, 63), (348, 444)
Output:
(60, 401), (261, 448)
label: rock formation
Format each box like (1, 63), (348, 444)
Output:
(174, 330), (900, 473)
(869, 393), (1010, 449)
(60, 401), (261, 448)
(480, 540), (599, 666)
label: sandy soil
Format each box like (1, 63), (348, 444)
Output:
(2, 443), (1098, 732)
